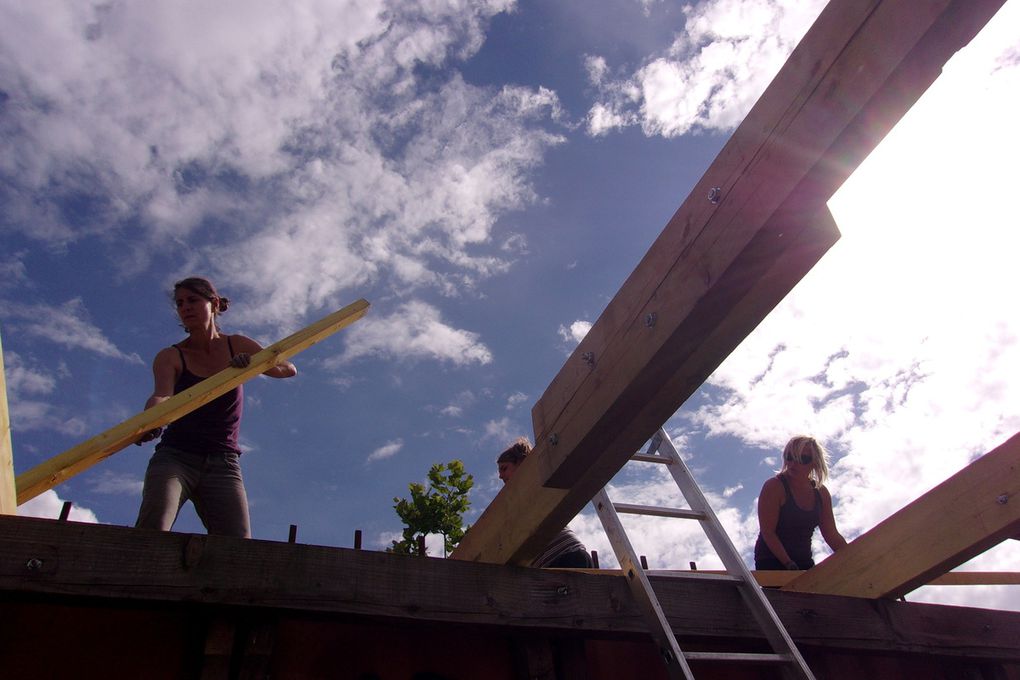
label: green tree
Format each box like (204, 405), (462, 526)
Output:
(389, 460), (473, 557)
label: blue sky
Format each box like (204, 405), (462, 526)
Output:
(3, 0), (1019, 611)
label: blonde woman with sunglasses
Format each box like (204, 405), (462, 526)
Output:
(754, 436), (847, 571)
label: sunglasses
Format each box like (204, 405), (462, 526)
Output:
(785, 453), (814, 465)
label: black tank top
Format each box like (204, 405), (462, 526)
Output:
(157, 337), (243, 455)
(754, 475), (821, 566)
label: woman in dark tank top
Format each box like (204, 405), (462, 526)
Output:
(134, 277), (297, 538)
(754, 435), (847, 571)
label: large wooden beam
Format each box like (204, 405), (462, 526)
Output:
(2, 515), (1019, 661)
(783, 432), (1020, 599)
(0, 331), (15, 515)
(453, 0), (1006, 565)
(585, 569), (1020, 588)
(454, 207), (839, 566)
(14, 299), (369, 505)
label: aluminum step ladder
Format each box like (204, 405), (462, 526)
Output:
(592, 428), (815, 680)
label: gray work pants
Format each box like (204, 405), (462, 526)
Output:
(135, 446), (251, 538)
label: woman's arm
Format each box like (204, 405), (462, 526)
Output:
(818, 486), (848, 552)
(757, 477), (798, 568)
(230, 335), (297, 379)
(135, 347), (179, 444)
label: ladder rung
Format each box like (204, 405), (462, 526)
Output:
(648, 570), (741, 583)
(683, 651), (791, 664)
(613, 502), (705, 520)
(630, 453), (672, 464)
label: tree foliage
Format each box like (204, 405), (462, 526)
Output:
(389, 460), (473, 557)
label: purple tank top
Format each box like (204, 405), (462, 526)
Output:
(157, 338), (243, 455)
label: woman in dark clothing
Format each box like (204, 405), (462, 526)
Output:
(134, 277), (296, 537)
(497, 437), (593, 568)
(754, 435), (847, 570)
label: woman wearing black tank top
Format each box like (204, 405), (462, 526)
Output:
(134, 277), (296, 537)
(753, 436), (847, 571)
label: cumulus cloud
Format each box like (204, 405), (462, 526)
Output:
(438, 390), (478, 418)
(88, 471), (144, 496)
(0, 0), (562, 333)
(367, 438), (404, 464)
(558, 319), (592, 345)
(2, 351), (58, 396)
(336, 300), (492, 366)
(0, 299), (143, 364)
(0, 256), (29, 291)
(483, 416), (516, 443)
(18, 489), (99, 523)
(8, 399), (88, 436)
(505, 391), (528, 410)
(585, 0), (825, 137)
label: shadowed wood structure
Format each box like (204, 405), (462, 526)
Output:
(2, 515), (1019, 679)
(2, 1), (1018, 678)
(451, 0), (1009, 573)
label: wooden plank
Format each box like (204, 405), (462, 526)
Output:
(0, 332), (15, 515)
(453, 205), (837, 566)
(573, 569), (1020, 588)
(452, 0), (1005, 566)
(14, 299), (369, 504)
(783, 432), (1020, 599)
(1, 515), (1018, 660)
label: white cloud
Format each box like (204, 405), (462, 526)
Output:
(505, 391), (528, 410)
(0, 1), (563, 332)
(558, 320), (592, 345)
(500, 233), (529, 254)
(2, 351), (57, 395)
(367, 438), (404, 464)
(438, 389), (478, 418)
(18, 489), (99, 523)
(336, 300), (492, 366)
(88, 471), (144, 496)
(1, 298), (143, 364)
(0, 256), (29, 291)
(8, 399), (87, 436)
(483, 416), (516, 443)
(585, 0), (826, 137)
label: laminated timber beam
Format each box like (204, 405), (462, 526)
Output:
(14, 299), (369, 505)
(783, 432), (1020, 599)
(452, 0), (1006, 566)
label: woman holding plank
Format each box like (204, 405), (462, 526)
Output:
(134, 277), (296, 537)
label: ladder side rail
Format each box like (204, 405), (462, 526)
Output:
(592, 488), (696, 680)
(654, 429), (816, 680)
